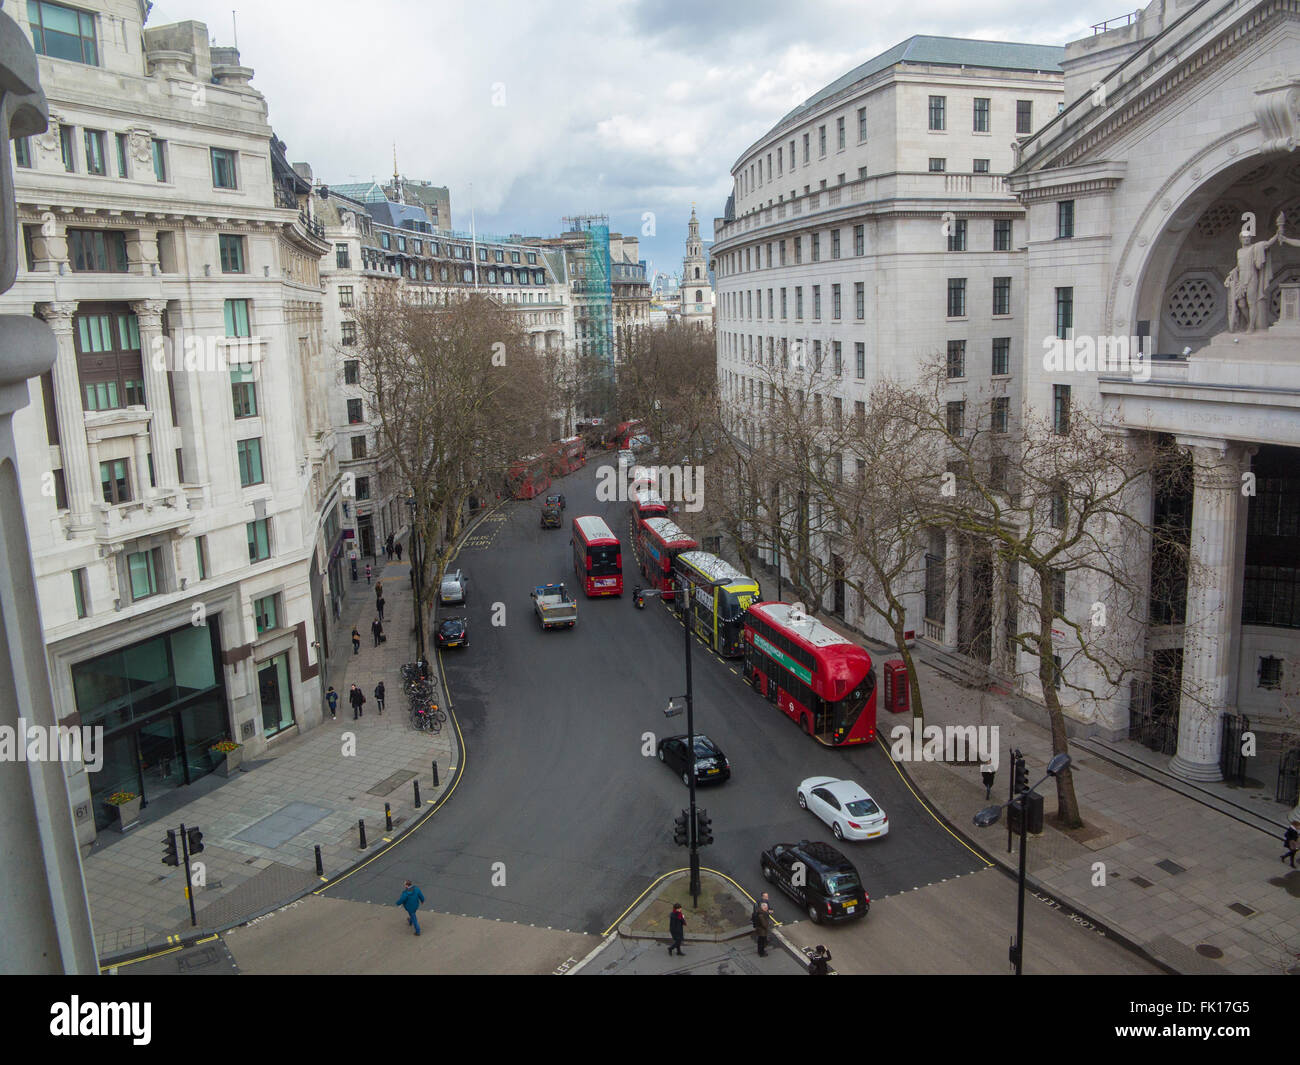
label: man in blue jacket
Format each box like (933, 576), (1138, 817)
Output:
(397, 880), (426, 935)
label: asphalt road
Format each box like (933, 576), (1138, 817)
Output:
(323, 456), (989, 935)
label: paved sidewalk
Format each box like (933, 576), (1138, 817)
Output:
(83, 537), (458, 964)
(814, 614), (1300, 976)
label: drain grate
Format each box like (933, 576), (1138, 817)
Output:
(1195, 943), (1224, 959)
(1228, 902), (1255, 917)
(1156, 859), (1186, 875)
(1130, 876), (1153, 888)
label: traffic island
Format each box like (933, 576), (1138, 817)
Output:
(620, 870), (753, 941)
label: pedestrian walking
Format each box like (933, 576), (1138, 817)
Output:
(372, 617), (383, 647)
(395, 541), (403, 562)
(668, 903), (686, 956)
(1282, 822), (1299, 868)
(981, 759), (996, 800)
(807, 944), (832, 975)
(349, 683), (365, 720)
(350, 554), (358, 581)
(365, 562), (372, 584)
(375, 681), (386, 715)
(377, 595), (386, 622)
(751, 893), (774, 957)
(351, 627), (361, 654)
(325, 685), (339, 720)
(375, 579), (383, 600)
(396, 880), (426, 936)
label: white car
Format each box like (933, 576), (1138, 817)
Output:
(797, 776), (889, 841)
(440, 569), (467, 605)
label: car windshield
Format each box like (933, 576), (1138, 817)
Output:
(823, 872), (862, 895)
(845, 797), (880, 817)
(692, 737), (718, 758)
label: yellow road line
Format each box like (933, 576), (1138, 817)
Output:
(601, 866), (782, 936)
(872, 741), (992, 866)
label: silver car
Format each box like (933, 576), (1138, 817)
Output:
(440, 569), (467, 605)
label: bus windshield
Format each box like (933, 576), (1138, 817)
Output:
(589, 544), (620, 575)
(833, 674), (874, 735)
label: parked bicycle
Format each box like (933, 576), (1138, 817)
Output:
(410, 701), (443, 733)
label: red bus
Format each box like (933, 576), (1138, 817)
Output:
(638, 517), (697, 594)
(549, 435), (586, 476)
(614, 420), (644, 450)
(743, 602), (877, 746)
(571, 515), (623, 597)
(632, 488), (669, 525)
(508, 454), (552, 500)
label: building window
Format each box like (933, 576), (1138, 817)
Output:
(855, 282), (864, 319)
(928, 158), (946, 173)
(347, 398), (363, 424)
(219, 234), (245, 273)
(947, 218), (967, 252)
(195, 535), (208, 580)
(802, 132), (810, 163)
(1259, 656), (1283, 690)
(793, 236), (802, 265)
(946, 340), (965, 379)
(992, 337), (1010, 376)
(14, 136), (31, 168)
(811, 233), (820, 262)
(831, 284), (841, 320)
(813, 285), (821, 319)
(211, 147), (238, 189)
(68, 229), (127, 272)
(127, 548), (161, 601)
(380, 233), (391, 250)
(795, 287), (803, 319)
(75, 308), (143, 410)
(231, 366), (256, 418)
(340, 321), (357, 346)
(855, 342), (865, 379)
(99, 458), (130, 504)
(973, 158), (990, 174)
(1055, 287), (1073, 340)
(1057, 200), (1075, 239)
(397, 236), (407, 252)
(780, 288), (787, 319)
(993, 396), (1010, 434)
(150, 138), (167, 181)
(947, 278), (967, 318)
(1053, 384), (1071, 435)
(72, 567), (89, 618)
(30, 1), (98, 65)
(350, 435), (367, 459)
(83, 128), (106, 175)
(990, 454), (1008, 490)
(1049, 482), (1067, 526)
(237, 438), (264, 486)
(1051, 570), (1066, 616)
(1016, 100), (1033, 135)
(836, 117), (845, 150)
(247, 519), (271, 563)
(857, 107), (867, 141)
(339, 285), (354, 308)
(254, 593), (279, 634)
(993, 219), (1012, 251)
(973, 97), (990, 132)
(343, 360), (359, 385)
(946, 401), (965, 437)
(853, 225), (864, 256)
(818, 125), (826, 156)
(928, 95), (946, 131)
(477, 247), (488, 262)
(993, 276), (1011, 316)
(355, 476), (370, 501)
(833, 341), (842, 375)
(831, 229), (841, 259)
(335, 243), (350, 269)
(224, 298), (251, 337)
(58, 124), (75, 171)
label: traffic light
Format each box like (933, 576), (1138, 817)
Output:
(186, 826), (204, 855)
(695, 809), (713, 846)
(162, 829), (180, 867)
(673, 810), (689, 846)
(1013, 750), (1028, 793)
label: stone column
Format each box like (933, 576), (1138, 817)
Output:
(35, 301), (95, 530)
(131, 299), (177, 490)
(1170, 438), (1250, 781)
(943, 528), (960, 649)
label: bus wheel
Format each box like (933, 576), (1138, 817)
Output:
(803, 715), (814, 737)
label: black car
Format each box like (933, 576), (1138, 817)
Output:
(657, 733), (731, 786)
(759, 840), (869, 924)
(544, 492), (566, 510)
(540, 502), (562, 528)
(435, 617), (468, 648)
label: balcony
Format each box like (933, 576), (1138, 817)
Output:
(94, 486), (192, 544)
(298, 209), (326, 240)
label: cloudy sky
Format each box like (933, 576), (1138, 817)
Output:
(151, 0), (1102, 278)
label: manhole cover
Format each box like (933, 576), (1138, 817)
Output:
(1156, 859), (1186, 875)
(1228, 902), (1255, 917)
(1130, 876), (1153, 888)
(1195, 944), (1224, 959)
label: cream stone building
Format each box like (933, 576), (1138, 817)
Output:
(5, 1), (336, 843)
(680, 207), (714, 326)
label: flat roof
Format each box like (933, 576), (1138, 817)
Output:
(574, 515), (618, 542)
(643, 517), (695, 544)
(677, 550), (754, 586)
(749, 602), (861, 649)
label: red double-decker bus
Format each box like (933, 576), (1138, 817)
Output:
(571, 515), (623, 597)
(614, 420), (644, 450)
(632, 488), (669, 525)
(638, 517), (697, 593)
(743, 602), (877, 746)
(508, 454), (552, 500)
(547, 436), (586, 477)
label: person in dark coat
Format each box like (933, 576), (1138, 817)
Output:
(377, 595), (386, 622)
(396, 880), (426, 935)
(349, 683), (365, 720)
(351, 627), (360, 654)
(752, 894), (774, 956)
(372, 617), (383, 647)
(1282, 823), (1299, 868)
(808, 944), (832, 975)
(395, 542), (403, 562)
(668, 903), (685, 956)
(325, 686), (339, 720)
(981, 759), (996, 800)
(375, 681), (386, 715)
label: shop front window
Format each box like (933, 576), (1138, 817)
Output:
(259, 653), (295, 737)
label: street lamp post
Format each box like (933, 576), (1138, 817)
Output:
(973, 751), (1071, 976)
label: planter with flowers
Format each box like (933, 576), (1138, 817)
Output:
(211, 739), (243, 777)
(107, 791), (142, 832)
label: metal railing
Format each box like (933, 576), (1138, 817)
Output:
(1092, 10), (1141, 33)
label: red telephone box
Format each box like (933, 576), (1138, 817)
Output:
(883, 660), (909, 714)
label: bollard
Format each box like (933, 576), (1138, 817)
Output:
(432, 760), (439, 787)
(413, 779), (422, 807)
(358, 819), (367, 850)
(315, 845), (323, 877)
(385, 802), (393, 831)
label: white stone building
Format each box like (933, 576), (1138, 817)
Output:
(5, 1), (336, 843)
(680, 207), (714, 326)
